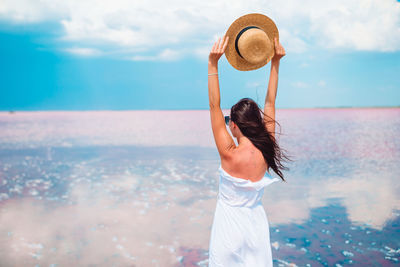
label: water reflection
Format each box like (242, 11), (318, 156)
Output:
(0, 108), (399, 266)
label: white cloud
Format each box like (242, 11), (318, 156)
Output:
(279, 28), (308, 53)
(245, 81), (262, 88)
(300, 62), (310, 68)
(64, 47), (102, 57)
(291, 81), (309, 88)
(306, 0), (400, 52)
(193, 46), (211, 61)
(0, 0), (399, 60)
(158, 48), (182, 61)
(317, 80), (326, 87)
(131, 48), (182, 61)
(0, 0), (66, 22)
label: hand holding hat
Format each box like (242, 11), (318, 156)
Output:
(272, 37), (286, 62)
(224, 13), (282, 71)
(209, 35), (229, 66)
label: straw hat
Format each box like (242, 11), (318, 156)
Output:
(225, 13), (279, 71)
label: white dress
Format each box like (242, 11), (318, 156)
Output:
(208, 164), (280, 267)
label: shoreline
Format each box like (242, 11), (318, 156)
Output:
(2, 106), (400, 113)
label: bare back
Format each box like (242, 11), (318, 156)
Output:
(221, 141), (269, 182)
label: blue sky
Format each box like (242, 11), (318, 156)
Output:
(0, 0), (399, 110)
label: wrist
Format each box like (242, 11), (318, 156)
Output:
(271, 58), (280, 64)
(208, 59), (218, 67)
(271, 59), (280, 69)
(208, 62), (218, 72)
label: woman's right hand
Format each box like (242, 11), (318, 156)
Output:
(272, 37), (285, 62)
(209, 35), (229, 66)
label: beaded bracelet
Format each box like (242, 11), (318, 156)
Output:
(208, 73), (218, 76)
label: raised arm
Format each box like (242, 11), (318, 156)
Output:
(208, 35), (236, 159)
(264, 37), (286, 140)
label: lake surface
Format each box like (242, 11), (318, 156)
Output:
(0, 108), (399, 266)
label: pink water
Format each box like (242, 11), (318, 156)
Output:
(0, 108), (399, 266)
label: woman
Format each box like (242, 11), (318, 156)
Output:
(207, 35), (291, 266)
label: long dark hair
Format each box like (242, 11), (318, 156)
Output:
(230, 98), (292, 182)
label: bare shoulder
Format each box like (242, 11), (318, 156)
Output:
(220, 147), (241, 172)
(221, 146), (268, 181)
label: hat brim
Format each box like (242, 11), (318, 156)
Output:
(225, 13), (279, 71)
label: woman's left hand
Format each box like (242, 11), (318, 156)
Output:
(209, 35), (229, 66)
(272, 37), (286, 62)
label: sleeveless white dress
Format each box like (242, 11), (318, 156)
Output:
(208, 164), (280, 267)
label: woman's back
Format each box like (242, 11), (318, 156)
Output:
(221, 140), (270, 183)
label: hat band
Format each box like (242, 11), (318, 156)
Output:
(235, 26), (260, 59)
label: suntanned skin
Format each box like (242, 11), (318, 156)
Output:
(208, 35), (286, 182)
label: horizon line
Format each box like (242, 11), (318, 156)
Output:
(1, 105), (400, 113)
